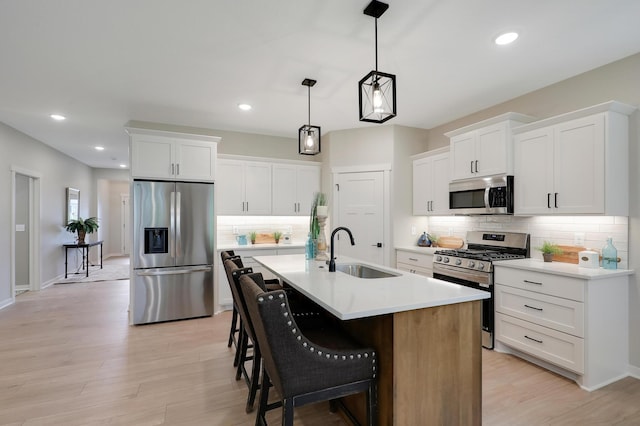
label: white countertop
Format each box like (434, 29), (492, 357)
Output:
(253, 254), (490, 320)
(493, 258), (634, 280)
(395, 246), (439, 255)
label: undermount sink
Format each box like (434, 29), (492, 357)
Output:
(335, 263), (400, 279)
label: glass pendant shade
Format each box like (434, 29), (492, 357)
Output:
(298, 124), (321, 155)
(359, 70), (396, 123)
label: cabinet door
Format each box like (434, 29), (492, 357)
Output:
(174, 140), (216, 181)
(412, 157), (431, 215)
(131, 135), (174, 179)
(476, 123), (508, 177)
(296, 165), (320, 216)
(431, 154), (450, 215)
(272, 165), (298, 215)
(216, 160), (246, 215)
(244, 162), (272, 215)
(553, 115), (605, 214)
(450, 132), (476, 180)
(514, 128), (554, 215)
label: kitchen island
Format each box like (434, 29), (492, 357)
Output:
(253, 254), (490, 425)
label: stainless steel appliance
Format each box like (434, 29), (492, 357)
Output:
(449, 174), (514, 215)
(433, 231), (529, 348)
(132, 180), (214, 324)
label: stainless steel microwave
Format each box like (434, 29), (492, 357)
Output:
(449, 175), (514, 214)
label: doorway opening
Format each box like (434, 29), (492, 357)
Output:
(11, 166), (41, 299)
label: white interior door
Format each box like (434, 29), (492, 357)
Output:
(335, 171), (384, 265)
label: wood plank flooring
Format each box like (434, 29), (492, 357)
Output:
(1, 257), (639, 425)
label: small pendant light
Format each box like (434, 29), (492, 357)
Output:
(299, 78), (321, 155)
(359, 0), (396, 123)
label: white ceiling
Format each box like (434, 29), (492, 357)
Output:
(1, 0), (639, 169)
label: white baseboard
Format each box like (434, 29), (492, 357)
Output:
(42, 275), (62, 289)
(0, 297), (14, 310)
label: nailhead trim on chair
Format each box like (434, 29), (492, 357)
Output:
(256, 290), (377, 379)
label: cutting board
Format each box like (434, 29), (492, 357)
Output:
(435, 236), (464, 249)
(552, 245), (586, 264)
(253, 233), (276, 244)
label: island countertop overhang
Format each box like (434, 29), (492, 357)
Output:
(253, 254), (490, 320)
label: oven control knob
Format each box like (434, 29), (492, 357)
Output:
(443, 257), (450, 263)
(468, 261), (475, 268)
(455, 259), (462, 266)
(477, 263), (485, 270)
(435, 255), (442, 262)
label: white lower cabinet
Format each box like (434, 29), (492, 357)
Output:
(396, 249), (433, 277)
(494, 263), (629, 390)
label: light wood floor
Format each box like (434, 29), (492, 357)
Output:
(2, 257), (639, 425)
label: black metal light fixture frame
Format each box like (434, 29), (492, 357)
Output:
(359, 0), (396, 124)
(299, 78), (321, 155)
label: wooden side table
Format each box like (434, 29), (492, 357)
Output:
(63, 240), (103, 278)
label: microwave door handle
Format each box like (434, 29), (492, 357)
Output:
(484, 187), (490, 211)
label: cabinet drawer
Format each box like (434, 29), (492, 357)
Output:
(397, 262), (432, 278)
(494, 267), (584, 301)
(496, 313), (584, 374)
(276, 247), (305, 255)
(396, 250), (433, 268)
(495, 285), (584, 337)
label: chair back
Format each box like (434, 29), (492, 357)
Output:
(223, 259), (266, 341)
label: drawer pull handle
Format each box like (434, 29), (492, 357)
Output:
(524, 304), (543, 311)
(408, 257), (418, 262)
(523, 279), (543, 285)
(524, 335), (543, 344)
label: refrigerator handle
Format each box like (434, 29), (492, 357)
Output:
(170, 191), (176, 258)
(137, 266), (212, 276)
(176, 191), (182, 258)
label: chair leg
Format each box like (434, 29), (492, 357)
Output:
(367, 381), (377, 426)
(246, 346), (262, 413)
(256, 365), (270, 426)
(234, 321), (245, 368)
(282, 398), (294, 426)
(236, 330), (249, 381)
(227, 304), (239, 348)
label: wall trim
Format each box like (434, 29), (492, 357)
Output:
(331, 163), (392, 174)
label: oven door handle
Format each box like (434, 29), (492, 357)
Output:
(433, 263), (491, 287)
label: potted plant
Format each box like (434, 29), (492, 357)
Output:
(273, 231), (283, 244)
(65, 216), (99, 244)
(428, 234), (439, 248)
(536, 241), (563, 262)
(249, 231), (257, 245)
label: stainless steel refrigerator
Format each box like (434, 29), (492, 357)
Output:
(132, 180), (214, 324)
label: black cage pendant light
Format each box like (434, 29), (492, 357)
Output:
(299, 78), (321, 155)
(359, 0), (396, 123)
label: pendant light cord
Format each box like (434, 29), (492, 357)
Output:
(307, 85), (311, 126)
(374, 18), (378, 72)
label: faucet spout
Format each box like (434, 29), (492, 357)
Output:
(328, 227), (355, 272)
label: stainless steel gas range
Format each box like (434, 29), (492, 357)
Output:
(433, 231), (530, 349)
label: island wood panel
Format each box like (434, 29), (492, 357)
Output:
(339, 301), (482, 425)
(394, 300), (482, 425)
(340, 314), (394, 426)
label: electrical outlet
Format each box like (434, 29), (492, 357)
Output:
(232, 226), (239, 235)
(574, 232), (585, 246)
(411, 226), (416, 236)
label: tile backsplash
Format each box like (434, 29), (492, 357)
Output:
(426, 215), (629, 269)
(217, 216), (310, 246)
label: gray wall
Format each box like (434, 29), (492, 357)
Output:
(14, 173), (29, 286)
(0, 121), (94, 306)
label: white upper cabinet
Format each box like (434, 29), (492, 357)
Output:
(127, 128), (219, 181)
(272, 164), (321, 216)
(446, 113), (537, 181)
(514, 101), (635, 215)
(217, 159), (272, 215)
(413, 150), (450, 215)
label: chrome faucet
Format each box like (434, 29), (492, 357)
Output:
(328, 226), (355, 272)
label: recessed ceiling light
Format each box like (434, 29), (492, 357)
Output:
(95, 146), (105, 151)
(238, 103), (252, 111)
(119, 164), (127, 168)
(50, 114), (66, 121)
(495, 32), (519, 45)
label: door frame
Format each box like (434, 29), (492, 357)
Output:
(120, 193), (130, 255)
(10, 166), (42, 300)
(331, 164), (391, 267)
